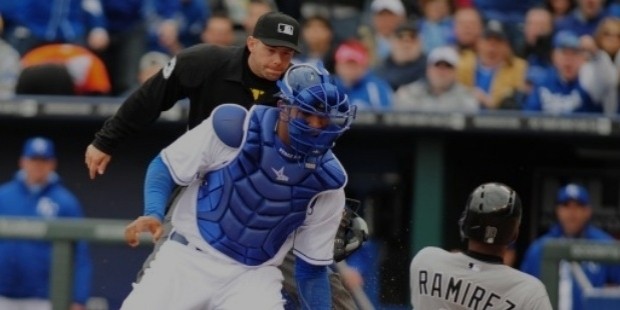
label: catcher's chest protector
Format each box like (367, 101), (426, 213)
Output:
(196, 107), (345, 265)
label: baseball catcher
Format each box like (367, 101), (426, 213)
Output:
(123, 62), (358, 309)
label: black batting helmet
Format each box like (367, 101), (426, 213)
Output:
(459, 182), (522, 245)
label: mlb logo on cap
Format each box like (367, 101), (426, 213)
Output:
(278, 23), (294, 36)
(253, 12), (301, 53)
(22, 137), (56, 159)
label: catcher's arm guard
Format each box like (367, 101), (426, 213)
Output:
(333, 198), (369, 262)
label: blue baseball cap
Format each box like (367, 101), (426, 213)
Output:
(553, 31), (582, 50)
(556, 183), (590, 206)
(22, 137), (56, 159)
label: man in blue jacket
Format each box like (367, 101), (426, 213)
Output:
(523, 30), (616, 114)
(0, 137), (92, 310)
(520, 183), (620, 310)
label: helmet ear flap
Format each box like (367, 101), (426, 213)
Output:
(458, 209), (467, 241)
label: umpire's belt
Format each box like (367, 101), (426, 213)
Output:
(170, 231), (203, 252)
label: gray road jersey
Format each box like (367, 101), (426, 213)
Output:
(410, 247), (553, 310)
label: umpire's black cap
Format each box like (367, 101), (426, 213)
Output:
(253, 12), (301, 53)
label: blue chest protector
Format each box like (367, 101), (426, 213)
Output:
(196, 106), (346, 266)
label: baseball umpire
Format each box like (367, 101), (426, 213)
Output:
(122, 74), (356, 309)
(85, 11), (299, 178)
(410, 182), (553, 310)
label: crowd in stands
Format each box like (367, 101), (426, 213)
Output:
(2, 0), (620, 116)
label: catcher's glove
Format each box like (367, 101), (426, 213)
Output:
(333, 198), (369, 262)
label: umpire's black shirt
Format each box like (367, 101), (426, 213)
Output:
(92, 44), (281, 154)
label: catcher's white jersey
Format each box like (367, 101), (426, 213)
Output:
(410, 247), (552, 310)
(161, 105), (346, 267)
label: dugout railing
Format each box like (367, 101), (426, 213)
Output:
(0, 216), (152, 310)
(542, 240), (620, 308)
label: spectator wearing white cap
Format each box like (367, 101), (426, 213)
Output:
(360, 0), (407, 67)
(394, 46), (478, 112)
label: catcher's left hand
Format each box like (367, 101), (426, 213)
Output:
(334, 199), (369, 262)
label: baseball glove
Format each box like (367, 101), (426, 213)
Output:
(334, 198), (369, 262)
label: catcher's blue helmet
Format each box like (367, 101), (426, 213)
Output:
(277, 62), (356, 159)
(277, 62), (331, 101)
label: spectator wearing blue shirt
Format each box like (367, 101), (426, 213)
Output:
(418, 0), (454, 54)
(334, 40), (393, 111)
(4, 0), (109, 55)
(0, 137), (92, 310)
(148, 0), (209, 55)
(520, 183), (620, 310)
(555, 0), (610, 36)
(524, 30), (617, 114)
